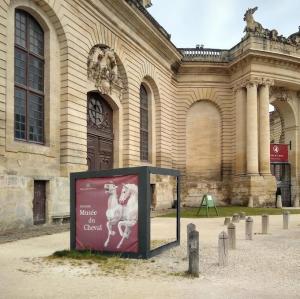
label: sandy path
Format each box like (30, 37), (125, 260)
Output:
(1, 215), (300, 299)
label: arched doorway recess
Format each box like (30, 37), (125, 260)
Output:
(186, 100), (222, 180)
(269, 95), (297, 207)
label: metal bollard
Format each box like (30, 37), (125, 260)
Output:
(283, 211), (290, 229)
(262, 214), (269, 234)
(227, 222), (236, 249)
(218, 231), (229, 267)
(245, 216), (253, 240)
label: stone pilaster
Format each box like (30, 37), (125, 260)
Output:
(246, 81), (259, 175)
(235, 86), (247, 175)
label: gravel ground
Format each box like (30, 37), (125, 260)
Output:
(0, 223), (70, 244)
(0, 215), (300, 299)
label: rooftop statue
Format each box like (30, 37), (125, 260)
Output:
(243, 6), (278, 40)
(140, 0), (152, 8)
(243, 7), (263, 34)
(289, 26), (300, 44)
(243, 6), (278, 41)
(242, 7), (300, 47)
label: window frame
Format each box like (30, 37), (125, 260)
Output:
(14, 9), (45, 144)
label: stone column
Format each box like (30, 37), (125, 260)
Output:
(246, 81), (259, 175)
(259, 80), (273, 175)
(235, 87), (247, 175)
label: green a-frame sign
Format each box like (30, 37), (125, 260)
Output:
(196, 194), (219, 217)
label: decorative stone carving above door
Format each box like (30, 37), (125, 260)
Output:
(87, 45), (123, 95)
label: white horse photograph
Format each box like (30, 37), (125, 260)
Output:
(103, 182), (138, 249)
(117, 183), (138, 249)
(103, 182), (123, 247)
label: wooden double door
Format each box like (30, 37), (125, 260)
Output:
(87, 92), (114, 170)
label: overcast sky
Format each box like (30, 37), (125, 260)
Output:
(148, 0), (300, 49)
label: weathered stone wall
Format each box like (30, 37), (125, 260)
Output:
(150, 174), (176, 210)
(184, 179), (230, 207)
(0, 175), (69, 232)
(0, 175), (33, 231)
(231, 175), (277, 207)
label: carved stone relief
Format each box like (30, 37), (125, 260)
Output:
(270, 87), (290, 102)
(87, 45), (123, 95)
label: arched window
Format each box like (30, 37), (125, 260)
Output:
(140, 84), (149, 161)
(14, 9), (44, 143)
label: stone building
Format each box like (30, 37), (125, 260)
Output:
(1, 1), (300, 231)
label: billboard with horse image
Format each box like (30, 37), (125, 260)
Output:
(75, 175), (138, 253)
(71, 166), (180, 259)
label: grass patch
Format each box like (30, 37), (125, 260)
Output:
(49, 250), (132, 272)
(160, 206), (300, 218)
(52, 249), (107, 261)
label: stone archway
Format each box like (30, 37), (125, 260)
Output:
(270, 93), (297, 206)
(87, 91), (114, 170)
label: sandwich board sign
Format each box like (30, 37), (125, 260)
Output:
(196, 194), (219, 216)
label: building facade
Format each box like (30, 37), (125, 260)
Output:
(0, 0), (300, 231)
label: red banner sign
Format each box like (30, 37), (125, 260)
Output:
(75, 175), (138, 253)
(270, 144), (288, 162)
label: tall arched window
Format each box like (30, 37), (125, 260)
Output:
(14, 9), (44, 143)
(140, 84), (149, 161)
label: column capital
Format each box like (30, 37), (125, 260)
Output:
(244, 79), (260, 89)
(233, 78), (259, 92)
(234, 77), (274, 93)
(261, 78), (275, 87)
(236, 77), (274, 89)
(233, 82), (245, 93)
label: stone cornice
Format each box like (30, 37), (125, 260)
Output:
(86, 0), (182, 69)
(178, 49), (300, 76)
(228, 49), (300, 73)
(117, 0), (182, 59)
(125, 0), (169, 39)
(177, 61), (230, 75)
